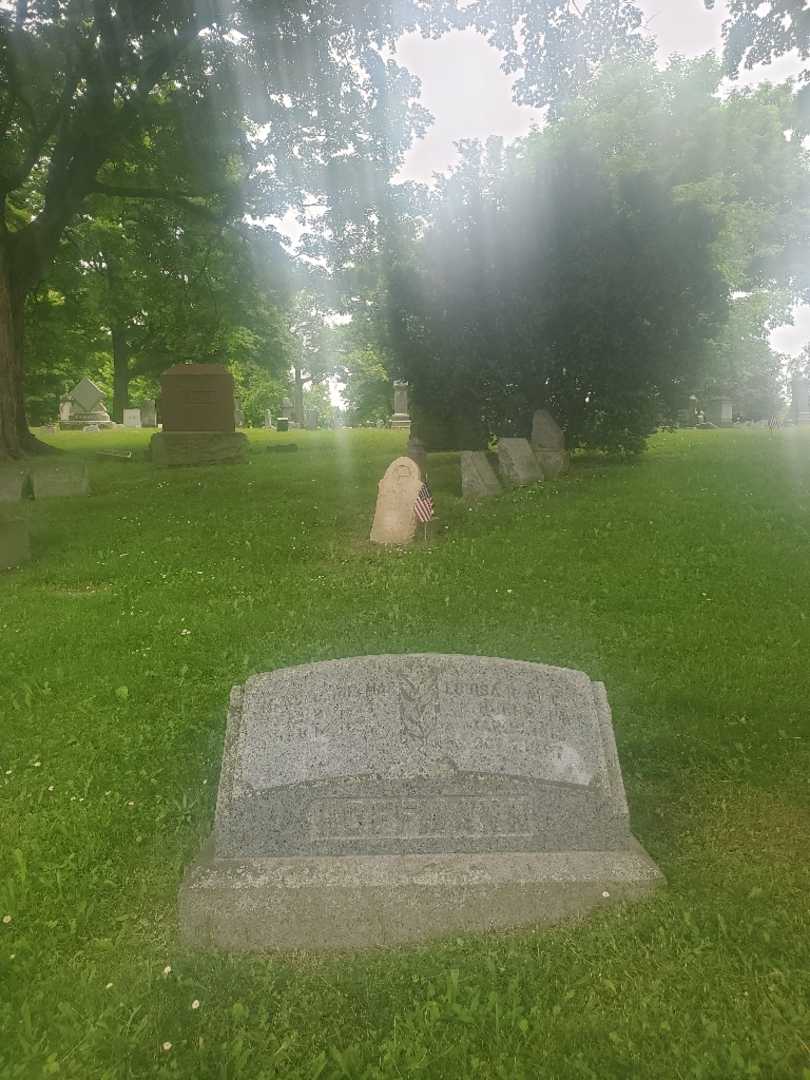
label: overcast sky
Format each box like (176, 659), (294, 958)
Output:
(393, 0), (809, 356)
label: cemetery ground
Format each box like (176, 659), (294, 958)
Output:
(1, 426), (809, 1080)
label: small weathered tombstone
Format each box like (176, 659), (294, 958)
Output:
(234, 399), (245, 428)
(264, 410), (273, 429)
(530, 409), (565, 451)
(276, 417), (289, 433)
(0, 469), (30, 503)
(82, 424), (101, 433)
(461, 451), (502, 500)
(390, 381), (412, 431)
(150, 364), (248, 466)
(496, 438), (542, 487)
(304, 409), (318, 430)
(370, 456), (422, 545)
(0, 519), (30, 570)
(123, 408), (142, 428)
(530, 409), (570, 479)
(31, 462), (90, 499)
(141, 399), (158, 428)
(179, 654), (663, 951)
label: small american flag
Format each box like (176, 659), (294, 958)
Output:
(414, 479), (434, 524)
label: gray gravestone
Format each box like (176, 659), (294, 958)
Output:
(0, 519), (30, 570)
(496, 438), (542, 487)
(535, 450), (570, 480)
(59, 378), (115, 430)
(370, 456), (422, 545)
(0, 469), (30, 503)
(531, 409), (565, 451)
(405, 436), (427, 476)
(390, 381), (411, 431)
(141, 400), (158, 428)
(461, 451), (502, 500)
(179, 654), (663, 950)
(31, 463), (90, 499)
(264, 410), (273, 429)
(123, 408), (142, 428)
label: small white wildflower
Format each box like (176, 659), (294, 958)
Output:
(191, 999), (200, 1010)
(127, 801), (135, 807)
(179, 628), (192, 636)
(601, 891), (610, 899)
(163, 965), (172, 977)
(33, 761), (42, 768)
(162, 1042), (172, 1052)
(4, 770), (11, 776)
(506, 589), (513, 594)
(105, 982), (113, 990)
(2, 914), (12, 924)
(47, 785), (54, 792)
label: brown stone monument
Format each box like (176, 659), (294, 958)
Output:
(150, 364), (248, 466)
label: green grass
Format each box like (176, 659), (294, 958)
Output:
(1, 426), (809, 1079)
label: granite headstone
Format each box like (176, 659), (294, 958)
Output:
(370, 456), (422, 545)
(123, 408), (142, 428)
(179, 654), (664, 950)
(461, 451), (502, 500)
(495, 438), (542, 487)
(151, 363), (247, 466)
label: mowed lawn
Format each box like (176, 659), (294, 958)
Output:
(1, 426), (809, 1079)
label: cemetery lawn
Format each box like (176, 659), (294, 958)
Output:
(2, 426), (810, 1080)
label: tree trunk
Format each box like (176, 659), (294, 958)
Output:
(294, 366), (305, 426)
(0, 257), (25, 460)
(111, 325), (130, 422)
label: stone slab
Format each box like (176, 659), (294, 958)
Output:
(370, 457), (422, 545)
(531, 409), (565, 451)
(461, 451), (502, 499)
(31, 463), (90, 499)
(180, 654), (663, 949)
(535, 449), (570, 480)
(179, 843), (663, 951)
(0, 468), (30, 502)
(150, 431), (248, 467)
(495, 438), (542, 487)
(123, 408), (142, 428)
(0, 519), (30, 570)
(159, 363), (236, 433)
(69, 377), (105, 413)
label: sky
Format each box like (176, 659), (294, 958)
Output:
(393, 0), (810, 357)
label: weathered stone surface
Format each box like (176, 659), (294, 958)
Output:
(179, 654), (663, 950)
(495, 438), (542, 487)
(390, 381), (411, 431)
(141, 400), (158, 427)
(59, 378), (114, 430)
(123, 409), (142, 428)
(531, 409), (565, 451)
(706, 396), (733, 427)
(370, 457), (422, 545)
(159, 363), (236, 433)
(0, 469), (30, 502)
(791, 375), (810, 424)
(535, 449), (570, 480)
(31, 463), (90, 499)
(461, 451), (501, 499)
(150, 431), (248, 467)
(0, 519), (30, 570)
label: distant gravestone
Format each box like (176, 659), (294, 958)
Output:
(0, 469), (30, 503)
(706, 396), (733, 427)
(123, 408), (142, 428)
(531, 409), (565, 451)
(0, 519), (30, 571)
(461, 451), (502, 500)
(31, 463), (90, 499)
(390, 381), (411, 432)
(141, 399), (158, 428)
(305, 410), (318, 430)
(370, 456), (422, 545)
(179, 654), (663, 950)
(496, 438), (542, 487)
(264, 410), (273, 429)
(530, 410), (570, 479)
(234, 399), (245, 428)
(791, 375), (810, 425)
(151, 364), (247, 466)
(59, 378), (115, 430)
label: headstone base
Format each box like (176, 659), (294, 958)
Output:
(535, 449), (570, 480)
(150, 431), (248, 467)
(179, 842), (663, 951)
(31, 463), (90, 498)
(0, 519), (31, 570)
(390, 415), (412, 431)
